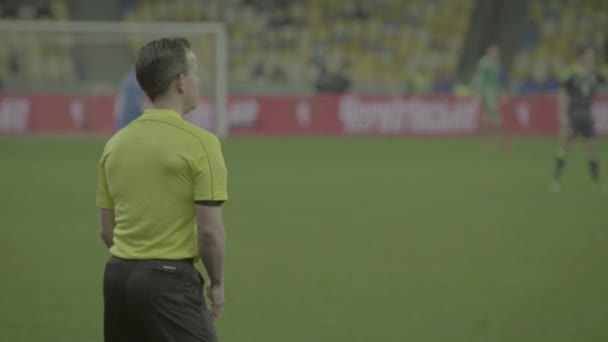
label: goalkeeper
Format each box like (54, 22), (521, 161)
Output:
(473, 45), (510, 149)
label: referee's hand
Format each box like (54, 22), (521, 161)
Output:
(208, 284), (225, 321)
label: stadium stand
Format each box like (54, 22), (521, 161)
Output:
(121, 0), (474, 93)
(0, 0), (75, 83)
(512, 0), (608, 94)
(2, 1), (605, 94)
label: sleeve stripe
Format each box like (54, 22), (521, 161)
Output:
(96, 200), (114, 209)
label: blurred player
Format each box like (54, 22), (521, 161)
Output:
(473, 45), (510, 149)
(114, 68), (145, 130)
(551, 46), (606, 192)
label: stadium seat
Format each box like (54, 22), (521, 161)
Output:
(50, 0), (68, 20)
(120, 0), (474, 92)
(2, 0), (76, 83)
(513, 0), (608, 92)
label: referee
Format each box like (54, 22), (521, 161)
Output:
(97, 37), (228, 342)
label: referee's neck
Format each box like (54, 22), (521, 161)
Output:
(151, 96), (184, 116)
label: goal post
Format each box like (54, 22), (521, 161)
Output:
(0, 20), (229, 138)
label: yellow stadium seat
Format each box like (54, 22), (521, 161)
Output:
(454, 83), (472, 97)
(50, 0), (69, 20)
(174, 1), (187, 21)
(28, 55), (43, 81)
(112, 0), (478, 89)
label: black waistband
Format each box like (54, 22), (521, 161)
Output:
(110, 256), (194, 264)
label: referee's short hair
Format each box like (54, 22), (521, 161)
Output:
(135, 37), (192, 101)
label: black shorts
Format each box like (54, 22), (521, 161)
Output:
(568, 116), (596, 138)
(103, 256), (217, 342)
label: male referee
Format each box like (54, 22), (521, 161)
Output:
(97, 37), (228, 342)
(552, 46), (606, 192)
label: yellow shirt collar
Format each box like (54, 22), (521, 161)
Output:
(142, 108), (182, 119)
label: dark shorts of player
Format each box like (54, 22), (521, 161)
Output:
(567, 115), (596, 138)
(103, 256), (217, 342)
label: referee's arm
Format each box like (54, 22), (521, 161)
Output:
(196, 203), (225, 286)
(99, 209), (115, 248)
(196, 204), (225, 320)
(192, 136), (228, 321)
(97, 154), (115, 248)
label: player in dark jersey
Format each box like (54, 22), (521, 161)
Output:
(552, 47), (606, 192)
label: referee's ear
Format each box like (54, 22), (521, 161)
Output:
(195, 200), (224, 207)
(176, 72), (186, 94)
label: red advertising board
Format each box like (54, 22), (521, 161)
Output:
(1, 94), (607, 136)
(501, 96), (560, 136)
(333, 95), (479, 136)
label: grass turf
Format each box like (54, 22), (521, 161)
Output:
(0, 137), (606, 342)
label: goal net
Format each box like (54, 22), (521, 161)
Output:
(0, 20), (228, 138)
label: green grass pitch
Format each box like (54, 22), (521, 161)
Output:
(0, 136), (607, 342)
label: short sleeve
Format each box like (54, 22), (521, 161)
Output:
(96, 155), (114, 209)
(192, 136), (228, 202)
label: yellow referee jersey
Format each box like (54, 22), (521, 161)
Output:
(96, 109), (228, 260)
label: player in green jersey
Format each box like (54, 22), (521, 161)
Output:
(474, 45), (510, 149)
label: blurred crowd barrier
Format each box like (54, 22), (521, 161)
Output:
(2, 93), (608, 136)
